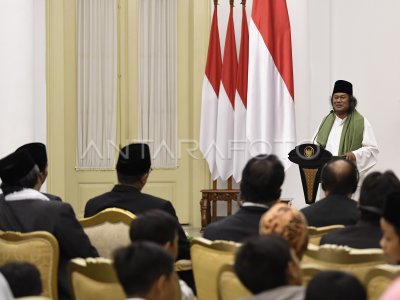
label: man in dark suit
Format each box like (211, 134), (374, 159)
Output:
(301, 157), (360, 227)
(320, 171), (400, 248)
(0, 150), (98, 300)
(203, 154), (285, 242)
(84, 143), (190, 260)
(16, 142), (62, 202)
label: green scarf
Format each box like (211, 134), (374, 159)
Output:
(316, 110), (364, 156)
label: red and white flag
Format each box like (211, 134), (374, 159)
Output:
(233, 5), (249, 182)
(199, 3), (222, 180)
(246, 0), (296, 169)
(215, 4), (238, 181)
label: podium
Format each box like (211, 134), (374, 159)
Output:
(288, 144), (332, 204)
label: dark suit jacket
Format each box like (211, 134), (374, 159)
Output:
(0, 199), (98, 300)
(203, 206), (269, 243)
(42, 192), (62, 202)
(300, 193), (359, 227)
(320, 220), (382, 249)
(84, 184), (190, 260)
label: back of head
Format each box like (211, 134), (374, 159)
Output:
(320, 158), (358, 195)
(16, 143), (48, 172)
(130, 209), (179, 246)
(359, 171), (400, 222)
(382, 188), (400, 235)
(116, 143), (151, 184)
(0, 262), (42, 297)
(305, 271), (366, 300)
(113, 242), (174, 297)
(234, 234), (292, 294)
(259, 203), (309, 259)
(0, 150), (39, 195)
(240, 154), (285, 204)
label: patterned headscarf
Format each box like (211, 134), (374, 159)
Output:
(259, 202), (309, 259)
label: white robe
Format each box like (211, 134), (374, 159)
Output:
(314, 114), (379, 200)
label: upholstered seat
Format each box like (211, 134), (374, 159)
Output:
(68, 257), (125, 300)
(364, 264), (400, 300)
(302, 243), (386, 282)
(191, 237), (240, 300)
(79, 207), (136, 258)
(217, 263), (252, 300)
(0, 230), (59, 300)
(307, 225), (344, 245)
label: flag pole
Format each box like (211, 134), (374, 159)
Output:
(240, 0), (246, 6)
(230, 0), (234, 6)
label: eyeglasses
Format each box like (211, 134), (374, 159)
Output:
(333, 95), (348, 100)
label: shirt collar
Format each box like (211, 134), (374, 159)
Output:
(5, 188), (50, 202)
(241, 202), (269, 209)
(335, 114), (348, 125)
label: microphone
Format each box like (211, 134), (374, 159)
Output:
(312, 110), (334, 146)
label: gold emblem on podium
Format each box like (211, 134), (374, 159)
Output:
(304, 146), (315, 158)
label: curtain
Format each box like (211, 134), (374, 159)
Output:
(77, 0), (118, 169)
(138, 0), (178, 168)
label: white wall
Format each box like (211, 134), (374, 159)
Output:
(0, 0), (46, 159)
(213, 0), (400, 210)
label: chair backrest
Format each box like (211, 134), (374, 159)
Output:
(307, 225), (344, 245)
(79, 207), (136, 258)
(217, 263), (252, 300)
(69, 257), (125, 300)
(191, 237), (240, 300)
(364, 264), (400, 300)
(0, 230), (59, 300)
(300, 263), (325, 287)
(302, 243), (386, 282)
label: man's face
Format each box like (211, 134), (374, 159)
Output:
(332, 93), (350, 116)
(380, 218), (400, 264)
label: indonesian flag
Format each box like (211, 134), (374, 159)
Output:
(246, 0), (296, 169)
(199, 3), (222, 180)
(215, 5), (238, 181)
(233, 6), (249, 182)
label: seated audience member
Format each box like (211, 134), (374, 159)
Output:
(380, 188), (400, 264)
(0, 150), (98, 300)
(85, 143), (190, 260)
(16, 142), (62, 201)
(305, 271), (366, 300)
(203, 155), (285, 242)
(0, 273), (13, 300)
(113, 242), (177, 300)
(259, 202), (309, 259)
(301, 158), (359, 227)
(129, 210), (195, 300)
(234, 235), (304, 300)
(0, 262), (42, 298)
(321, 171), (400, 248)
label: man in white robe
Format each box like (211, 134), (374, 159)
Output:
(314, 80), (379, 200)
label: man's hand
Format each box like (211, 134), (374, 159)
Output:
(344, 152), (356, 162)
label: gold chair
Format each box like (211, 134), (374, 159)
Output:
(191, 237), (240, 300)
(15, 297), (52, 300)
(300, 263), (324, 287)
(364, 264), (400, 300)
(79, 207), (136, 258)
(217, 263), (252, 300)
(302, 243), (386, 282)
(68, 257), (125, 300)
(307, 225), (344, 245)
(0, 230), (59, 300)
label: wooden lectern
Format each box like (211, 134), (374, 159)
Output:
(288, 144), (332, 204)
